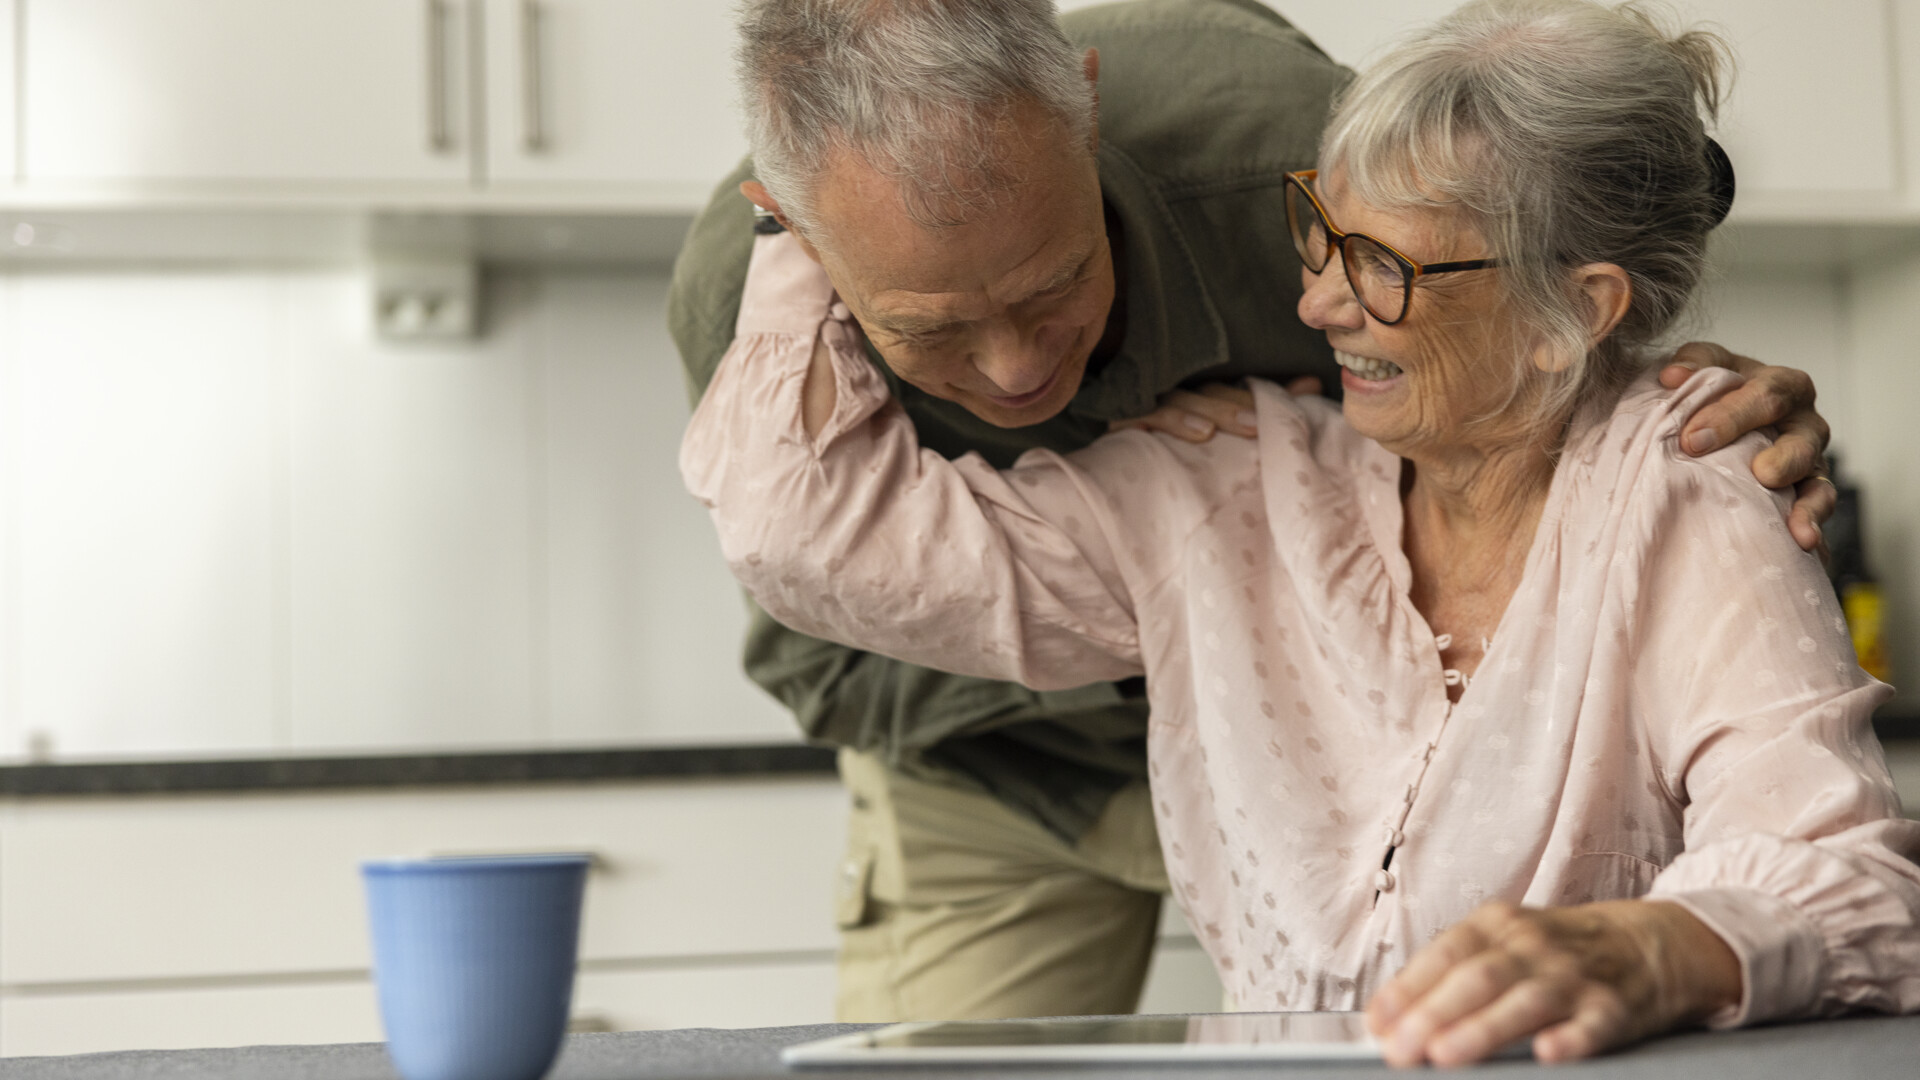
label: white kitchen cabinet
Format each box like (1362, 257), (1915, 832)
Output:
(0, 776), (1226, 1055)
(0, 779), (849, 986)
(481, 0), (746, 202)
(0, 961), (844, 1056)
(22, 0), (474, 185)
(1231, 0), (1898, 203)
(0, 0), (17, 184)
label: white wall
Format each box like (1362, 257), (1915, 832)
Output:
(0, 267), (793, 762)
(0, 256), (1909, 766)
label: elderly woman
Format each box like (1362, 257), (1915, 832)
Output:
(683, 0), (1920, 1065)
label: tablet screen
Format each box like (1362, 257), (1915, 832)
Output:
(863, 1011), (1373, 1049)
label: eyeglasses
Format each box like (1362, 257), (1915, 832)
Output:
(1283, 170), (1499, 325)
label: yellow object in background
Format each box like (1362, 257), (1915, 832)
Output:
(1843, 582), (1891, 683)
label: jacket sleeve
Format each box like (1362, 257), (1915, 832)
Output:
(1630, 381), (1920, 1026)
(667, 168), (1147, 757)
(681, 233), (1156, 695)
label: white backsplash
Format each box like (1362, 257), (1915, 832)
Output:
(0, 260), (1910, 762)
(0, 267), (793, 761)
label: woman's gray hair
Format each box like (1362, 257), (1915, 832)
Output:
(736, 0), (1094, 238)
(1323, 0), (1731, 427)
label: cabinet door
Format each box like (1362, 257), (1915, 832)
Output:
(1232, 0), (1898, 201)
(1690, 0), (1896, 198)
(23, 0), (473, 184)
(0, 0), (15, 183)
(482, 0), (746, 203)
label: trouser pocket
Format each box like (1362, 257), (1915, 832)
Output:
(834, 845), (876, 929)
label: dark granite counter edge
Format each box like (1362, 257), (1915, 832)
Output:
(0, 743), (839, 798)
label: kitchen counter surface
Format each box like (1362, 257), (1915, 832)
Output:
(0, 743), (837, 798)
(4, 1015), (1919, 1080)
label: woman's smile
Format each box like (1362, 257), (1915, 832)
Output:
(1335, 348), (1405, 385)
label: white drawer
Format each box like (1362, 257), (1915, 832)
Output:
(0, 958), (846, 1058)
(0, 777), (849, 985)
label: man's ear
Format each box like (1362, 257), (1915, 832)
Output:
(1082, 47), (1101, 154)
(740, 180), (825, 263)
(1531, 262), (1633, 374)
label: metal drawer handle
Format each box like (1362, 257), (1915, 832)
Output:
(522, 0), (548, 153)
(426, 0), (452, 153)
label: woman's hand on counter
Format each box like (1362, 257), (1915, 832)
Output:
(1364, 898), (1742, 1067)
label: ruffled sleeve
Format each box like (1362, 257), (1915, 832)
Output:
(679, 231), (1151, 691)
(1626, 374), (1920, 1026)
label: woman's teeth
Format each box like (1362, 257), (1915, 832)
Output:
(1336, 350), (1404, 381)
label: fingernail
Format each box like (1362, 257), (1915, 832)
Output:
(1236, 409), (1258, 429)
(1685, 429), (1718, 454)
(1391, 1028), (1425, 1061)
(1183, 415), (1214, 435)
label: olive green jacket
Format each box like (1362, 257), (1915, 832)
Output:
(669, 0), (1351, 841)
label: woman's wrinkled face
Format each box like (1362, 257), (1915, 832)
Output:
(1295, 170), (1529, 458)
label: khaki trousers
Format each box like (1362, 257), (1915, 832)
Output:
(832, 748), (1171, 1021)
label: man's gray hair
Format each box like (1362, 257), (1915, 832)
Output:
(737, 0), (1094, 237)
(1323, 0), (1731, 428)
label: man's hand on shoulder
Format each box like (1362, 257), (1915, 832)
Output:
(1109, 377), (1320, 442)
(1658, 341), (1833, 555)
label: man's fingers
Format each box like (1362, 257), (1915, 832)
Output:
(1661, 340), (1737, 380)
(1751, 410), (1831, 488)
(1426, 978), (1575, 1067)
(1786, 474), (1840, 555)
(1168, 389), (1258, 436)
(1679, 378), (1792, 456)
(1111, 411), (1216, 442)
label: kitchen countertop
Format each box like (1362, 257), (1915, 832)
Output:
(0, 743), (837, 798)
(4, 1015), (1918, 1080)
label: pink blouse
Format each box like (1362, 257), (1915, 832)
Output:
(682, 232), (1920, 1026)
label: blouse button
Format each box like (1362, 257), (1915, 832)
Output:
(1374, 870), (1396, 892)
(1383, 827), (1405, 846)
(829, 301), (852, 322)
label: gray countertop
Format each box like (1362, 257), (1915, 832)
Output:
(0, 743), (837, 798)
(4, 1015), (1918, 1080)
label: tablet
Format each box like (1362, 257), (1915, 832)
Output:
(781, 1011), (1385, 1067)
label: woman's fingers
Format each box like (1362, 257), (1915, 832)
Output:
(1426, 977), (1577, 1067)
(1382, 947), (1528, 1066)
(1367, 918), (1493, 1033)
(1531, 989), (1633, 1064)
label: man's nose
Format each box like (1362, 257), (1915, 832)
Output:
(1298, 253), (1365, 331)
(973, 323), (1058, 396)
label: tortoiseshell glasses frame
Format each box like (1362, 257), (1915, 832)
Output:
(1283, 170), (1500, 326)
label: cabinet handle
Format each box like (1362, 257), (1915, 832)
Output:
(426, 0), (453, 153)
(522, 0), (548, 153)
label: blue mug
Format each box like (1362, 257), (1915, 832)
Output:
(362, 855), (591, 1080)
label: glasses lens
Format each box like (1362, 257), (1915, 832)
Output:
(1286, 183), (1330, 272)
(1344, 235), (1409, 323)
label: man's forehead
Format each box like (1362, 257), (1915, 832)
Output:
(809, 121), (1100, 320)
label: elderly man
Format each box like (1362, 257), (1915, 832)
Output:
(669, 0), (1833, 1022)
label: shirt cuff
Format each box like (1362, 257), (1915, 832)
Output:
(1657, 886), (1826, 1028)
